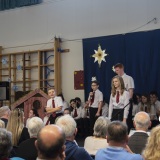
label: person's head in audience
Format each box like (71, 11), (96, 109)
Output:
(93, 116), (110, 138)
(135, 93), (141, 103)
(75, 97), (82, 108)
(56, 115), (77, 141)
(35, 125), (65, 160)
(63, 108), (71, 115)
(114, 63), (124, 76)
(0, 128), (12, 160)
(0, 119), (5, 128)
(150, 91), (159, 105)
(0, 106), (10, 119)
(106, 121), (128, 147)
(28, 108), (39, 118)
(111, 75), (125, 96)
(70, 99), (77, 110)
(6, 108), (24, 146)
(134, 112), (151, 131)
(143, 125), (160, 160)
(132, 93), (138, 105)
(141, 94), (149, 105)
(28, 117), (44, 138)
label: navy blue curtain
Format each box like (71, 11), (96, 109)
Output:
(83, 29), (160, 102)
(0, 0), (42, 11)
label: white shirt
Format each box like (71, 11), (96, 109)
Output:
(71, 106), (82, 120)
(62, 101), (69, 111)
(108, 91), (130, 119)
(46, 96), (63, 113)
(132, 104), (139, 116)
(150, 100), (160, 120)
(122, 73), (134, 91)
(88, 89), (103, 108)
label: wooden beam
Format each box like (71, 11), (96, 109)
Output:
(0, 46), (2, 80)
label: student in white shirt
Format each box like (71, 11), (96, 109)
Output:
(45, 87), (63, 124)
(108, 75), (130, 123)
(88, 80), (103, 135)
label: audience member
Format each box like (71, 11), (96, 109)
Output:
(108, 75), (130, 123)
(63, 108), (71, 115)
(17, 117), (44, 160)
(56, 115), (93, 160)
(150, 91), (160, 128)
(128, 112), (151, 154)
(139, 94), (150, 114)
(6, 108), (29, 146)
(58, 93), (69, 110)
(132, 94), (139, 119)
(35, 125), (66, 160)
(88, 80), (103, 135)
(136, 93), (142, 104)
(75, 97), (84, 108)
(26, 108), (39, 128)
(46, 87), (63, 124)
(0, 128), (24, 160)
(143, 125), (160, 160)
(84, 116), (110, 156)
(0, 128), (12, 159)
(95, 121), (143, 160)
(70, 99), (83, 137)
(81, 101), (90, 137)
(0, 106), (10, 127)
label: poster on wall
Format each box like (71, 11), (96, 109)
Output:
(74, 70), (84, 90)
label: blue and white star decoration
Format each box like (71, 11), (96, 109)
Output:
(12, 85), (18, 91)
(2, 58), (8, 65)
(92, 45), (108, 67)
(17, 64), (22, 70)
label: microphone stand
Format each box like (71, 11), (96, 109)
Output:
(111, 99), (132, 121)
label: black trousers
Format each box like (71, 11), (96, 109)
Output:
(89, 107), (99, 136)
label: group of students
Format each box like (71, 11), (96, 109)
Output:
(42, 63), (160, 135)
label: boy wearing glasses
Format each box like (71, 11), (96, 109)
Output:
(88, 80), (103, 135)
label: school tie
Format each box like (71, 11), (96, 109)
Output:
(74, 108), (78, 117)
(90, 92), (95, 105)
(52, 99), (56, 117)
(116, 91), (120, 103)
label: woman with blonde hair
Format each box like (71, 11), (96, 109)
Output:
(108, 75), (130, 123)
(6, 108), (29, 146)
(143, 125), (160, 160)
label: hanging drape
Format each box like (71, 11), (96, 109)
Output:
(0, 0), (42, 11)
(83, 29), (160, 102)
